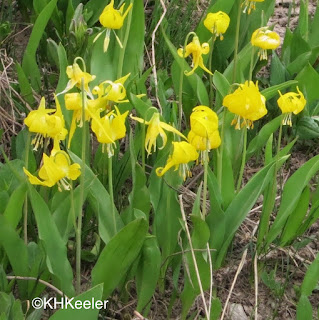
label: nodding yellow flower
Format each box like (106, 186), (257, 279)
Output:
(188, 130), (221, 151)
(251, 27), (280, 60)
(24, 97), (68, 151)
(277, 87), (306, 126)
(91, 106), (129, 158)
(92, 73), (131, 104)
(156, 141), (199, 181)
(65, 93), (106, 148)
(203, 11), (230, 40)
(60, 62), (95, 96)
(190, 106), (219, 137)
(177, 36), (212, 76)
(99, 0), (133, 30)
(242, 0), (264, 14)
(130, 112), (186, 156)
(23, 147), (81, 191)
(223, 81), (267, 130)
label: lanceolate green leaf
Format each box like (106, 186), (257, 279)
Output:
(215, 156), (289, 268)
(246, 116), (282, 160)
(136, 236), (161, 312)
(3, 183), (27, 229)
(92, 218), (148, 298)
(300, 251), (319, 296)
(266, 154), (319, 247)
(49, 284), (104, 320)
(28, 186), (75, 297)
(0, 215), (29, 297)
(21, 0), (58, 91)
(69, 152), (124, 244)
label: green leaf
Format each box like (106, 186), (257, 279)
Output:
(270, 52), (287, 86)
(280, 186), (310, 246)
(16, 63), (35, 105)
(301, 251), (319, 296)
(296, 63), (319, 105)
(3, 183), (27, 229)
(49, 284), (104, 320)
(22, 0), (58, 91)
(136, 236), (161, 312)
(28, 186), (75, 296)
(246, 116), (282, 160)
(92, 218), (148, 298)
(0, 215), (29, 297)
(296, 116), (319, 140)
(266, 154), (319, 246)
(309, 4), (319, 47)
(121, 0), (145, 77)
(213, 71), (231, 98)
(69, 151), (124, 244)
(296, 295), (313, 320)
(215, 156), (289, 268)
(260, 80), (298, 100)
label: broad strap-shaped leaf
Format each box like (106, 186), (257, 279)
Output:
(49, 284), (104, 320)
(215, 156), (289, 268)
(92, 218), (148, 298)
(28, 186), (75, 297)
(21, 0), (58, 91)
(266, 154), (319, 247)
(69, 152), (124, 244)
(136, 236), (161, 312)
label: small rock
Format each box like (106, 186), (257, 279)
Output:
(229, 303), (249, 320)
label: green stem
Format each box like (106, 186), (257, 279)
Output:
(202, 150), (209, 218)
(236, 126), (247, 192)
(277, 122), (283, 156)
(232, 0), (243, 83)
(108, 155), (116, 234)
(249, 46), (255, 82)
(117, 0), (133, 78)
(217, 109), (226, 188)
(23, 131), (31, 245)
(208, 35), (216, 107)
(76, 78), (87, 294)
(141, 122), (146, 172)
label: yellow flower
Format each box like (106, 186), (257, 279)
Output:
(91, 106), (129, 157)
(203, 11), (230, 40)
(190, 106), (219, 137)
(24, 97), (68, 151)
(277, 87), (306, 126)
(130, 112), (186, 156)
(242, 0), (264, 14)
(156, 141), (199, 180)
(188, 130), (221, 151)
(24, 97), (55, 135)
(177, 36), (212, 76)
(61, 62), (96, 95)
(99, 0), (133, 29)
(92, 73), (131, 104)
(23, 147), (81, 191)
(251, 27), (280, 60)
(64, 93), (107, 148)
(223, 81), (267, 129)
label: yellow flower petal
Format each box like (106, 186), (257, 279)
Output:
(204, 11), (230, 39)
(223, 81), (267, 129)
(178, 36), (212, 76)
(99, 0), (133, 29)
